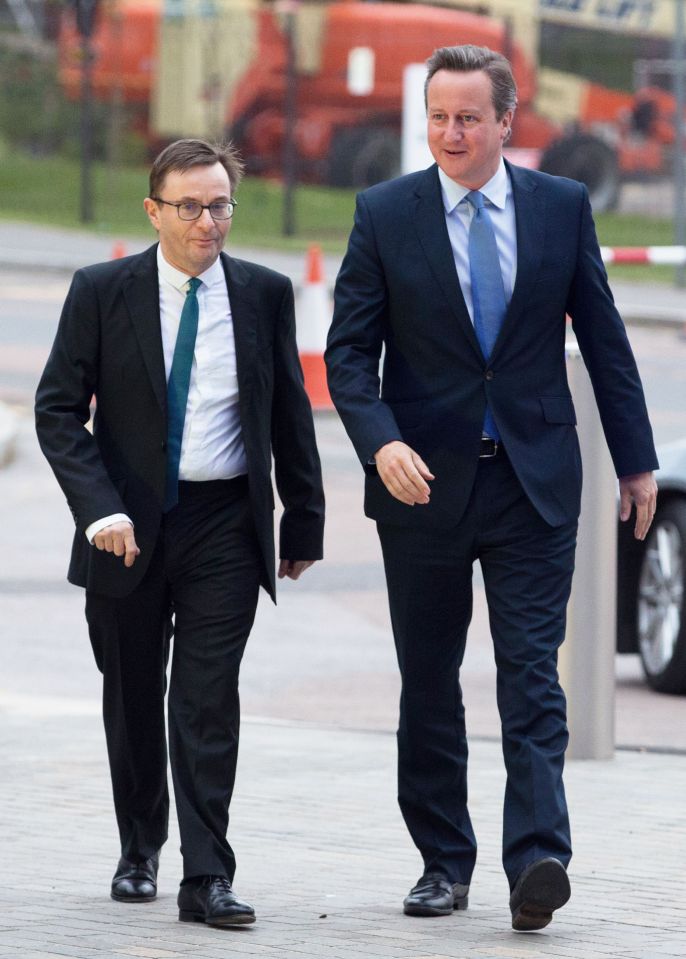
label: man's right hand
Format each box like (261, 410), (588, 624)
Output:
(92, 521), (140, 567)
(374, 441), (435, 506)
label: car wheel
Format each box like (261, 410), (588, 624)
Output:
(539, 133), (620, 212)
(349, 130), (401, 188)
(328, 128), (400, 189)
(637, 499), (686, 693)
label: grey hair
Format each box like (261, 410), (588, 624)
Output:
(424, 45), (518, 121)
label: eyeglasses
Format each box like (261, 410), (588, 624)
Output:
(151, 197), (237, 220)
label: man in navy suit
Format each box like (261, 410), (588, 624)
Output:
(325, 46), (657, 930)
(36, 139), (324, 926)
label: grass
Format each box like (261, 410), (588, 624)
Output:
(0, 148), (681, 280)
(0, 149), (357, 252)
(595, 212), (680, 285)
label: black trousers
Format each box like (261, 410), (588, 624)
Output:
(85, 477), (262, 880)
(377, 448), (578, 889)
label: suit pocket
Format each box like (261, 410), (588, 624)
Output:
(540, 395), (577, 425)
(388, 397), (425, 430)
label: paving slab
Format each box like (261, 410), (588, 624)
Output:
(1, 707), (685, 959)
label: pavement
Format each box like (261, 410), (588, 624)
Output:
(1, 219), (686, 958)
(2, 411), (686, 959)
(1, 708), (685, 959)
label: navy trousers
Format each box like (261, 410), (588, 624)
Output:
(85, 476), (262, 881)
(377, 448), (577, 888)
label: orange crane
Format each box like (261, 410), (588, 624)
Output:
(57, 0), (682, 210)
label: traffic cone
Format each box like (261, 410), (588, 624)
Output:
(111, 240), (127, 259)
(295, 244), (333, 410)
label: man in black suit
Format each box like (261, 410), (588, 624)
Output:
(36, 139), (324, 927)
(325, 46), (657, 930)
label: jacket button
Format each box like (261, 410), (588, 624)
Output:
(485, 370), (494, 381)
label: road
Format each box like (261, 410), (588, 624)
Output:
(1, 264), (686, 752)
(2, 263), (686, 434)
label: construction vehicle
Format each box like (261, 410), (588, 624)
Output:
(223, 2), (554, 188)
(57, 0), (683, 210)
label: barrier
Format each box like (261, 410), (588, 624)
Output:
(600, 245), (686, 337)
(295, 244), (334, 410)
(600, 245), (686, 265)
(110, 241), (127, 259)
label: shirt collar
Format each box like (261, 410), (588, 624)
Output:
(156, 244), (225, 292)
(438, 158), (509, 214)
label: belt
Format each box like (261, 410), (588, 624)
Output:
(177, 475), (249, 496)
(479, 438), (500, 458)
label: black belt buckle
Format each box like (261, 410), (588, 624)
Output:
(479, 438), (499, 458)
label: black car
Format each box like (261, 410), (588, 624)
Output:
(617, 439), (686, 693)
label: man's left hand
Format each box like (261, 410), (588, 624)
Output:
(619, 471), (658, 541)
(278, 560), (316, 581)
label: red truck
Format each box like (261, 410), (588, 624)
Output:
(57, 0), (679, 210)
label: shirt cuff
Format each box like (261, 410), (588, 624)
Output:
(85, 514), (133, 544)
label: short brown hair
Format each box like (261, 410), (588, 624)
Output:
(424, 45), (518, 121)
(149, 138), (245, 197)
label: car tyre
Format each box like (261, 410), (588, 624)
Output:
(636, 499), (686, 693)
(539, 133), (620, 212)
(329, 128), (400, 188)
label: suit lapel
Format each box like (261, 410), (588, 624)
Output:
(220, 253), (257, 399)
(490, 161), (546, 363)
(121, 247), (258, 418)
(412, 165), (484, 361)
(122, 244), (167, 413)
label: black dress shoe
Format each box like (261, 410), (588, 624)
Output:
(111, 853), (159, 902)
(403, 872), (469, 916)
(178, 876), (256, 927)
(510, 857), (571, 931)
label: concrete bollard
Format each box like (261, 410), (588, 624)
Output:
(559, 340), (617, 760)
(0, 401), (18, 469)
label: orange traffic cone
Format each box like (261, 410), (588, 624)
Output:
(111, 241), (127, 259)
(296, 244), (333, 410)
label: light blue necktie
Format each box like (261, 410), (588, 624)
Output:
(466, 190), (507, 441)
(164, 277), (201, 512)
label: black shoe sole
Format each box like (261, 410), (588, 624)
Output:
(510, 859), (570, 932)
(404, 895), (469, 917)
(111, 891), (157, 903)
(179, 909), (256, 926)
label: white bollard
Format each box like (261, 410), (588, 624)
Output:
(559, 340), (617, 760)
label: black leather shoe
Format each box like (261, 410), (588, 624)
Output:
(178, 876), (256, 926)
(403, 872), (469, 916)
(111, 853), (159, 902)
(510, 857), (570, 931)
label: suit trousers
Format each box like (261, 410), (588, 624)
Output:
(85, 476), (262, 880)
(377, 447), (577, 888)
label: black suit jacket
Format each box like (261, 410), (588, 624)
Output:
(36, 244), (324, 599)
(325, 162), (658, 529)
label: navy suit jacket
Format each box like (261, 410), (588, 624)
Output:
(325, 161), (658, 528)
(36, 244), (325, 599)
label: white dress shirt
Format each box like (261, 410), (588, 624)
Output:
(438, 158), (517, 322)
(86, 246), (246, 542)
